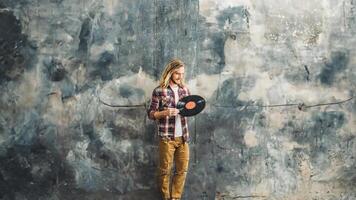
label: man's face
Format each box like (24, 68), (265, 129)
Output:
(171, 66), (185, 85)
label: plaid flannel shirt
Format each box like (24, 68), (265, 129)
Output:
(147, 85), (191, 142)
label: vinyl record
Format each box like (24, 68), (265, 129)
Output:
(176, 95), (206, 117)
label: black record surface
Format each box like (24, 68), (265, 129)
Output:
(176, 95), (206, 117)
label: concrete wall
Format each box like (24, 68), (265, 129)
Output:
(0, 0), (355, 199)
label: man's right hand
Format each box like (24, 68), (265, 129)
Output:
(154, 108), (180, 119)
(164, 108), (180, 117)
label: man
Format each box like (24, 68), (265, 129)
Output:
(147, 58), (191, 200)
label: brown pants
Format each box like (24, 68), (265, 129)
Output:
(158, 137), (189, 199)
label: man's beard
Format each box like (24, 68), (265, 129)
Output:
(171, 78), (180, 85)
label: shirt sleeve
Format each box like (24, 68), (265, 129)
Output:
(147, 88), (159, 120)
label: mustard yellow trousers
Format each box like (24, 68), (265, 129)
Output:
(158, 137), (189, 199)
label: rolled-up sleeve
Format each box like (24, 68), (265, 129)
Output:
(147, 88), (159, 120)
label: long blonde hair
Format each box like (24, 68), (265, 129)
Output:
(159, 58), (185, 88)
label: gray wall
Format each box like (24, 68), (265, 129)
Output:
(0, 0), (355, 199)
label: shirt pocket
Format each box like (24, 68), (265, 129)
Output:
(160, 96), (173, 109)
(179, 91), (189, 100)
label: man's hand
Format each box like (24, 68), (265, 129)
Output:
(164, 108), (180, 117)
(153, 108), (180, 119)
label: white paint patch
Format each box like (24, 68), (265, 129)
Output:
(199, 0), (252, 24)
(267, 111), (288, 130)
(249, 23), (267, 47)
(199, 0), (218, 23)
(43, 87), (65, 126)
(136, 67), (159, 96)
(76, 140), (90, 156)
(238, 72), (274, 102)
(223, 37), (264, 76)
(113, 114), (137, 131)
(66, 140), (94, 164)
(244, 130), (258, 147)
(16, 70), (40, 109)
(56, 32), (74, 44)
(135, 146), (149, 164)
(89, 42), (115, 62)
(282, 141), (307, 151)
(187, 73), (221, 99)
(118, 139), (132, 153)
(97, 127), (113, 146)
(100, 68), (157, 105)
(66, 150), (75, 162)
(103, 0), (121, 16)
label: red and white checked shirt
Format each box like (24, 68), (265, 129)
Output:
(147, 85), (191, 142)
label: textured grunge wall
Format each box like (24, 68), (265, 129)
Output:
(0, 0), (355, 199)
